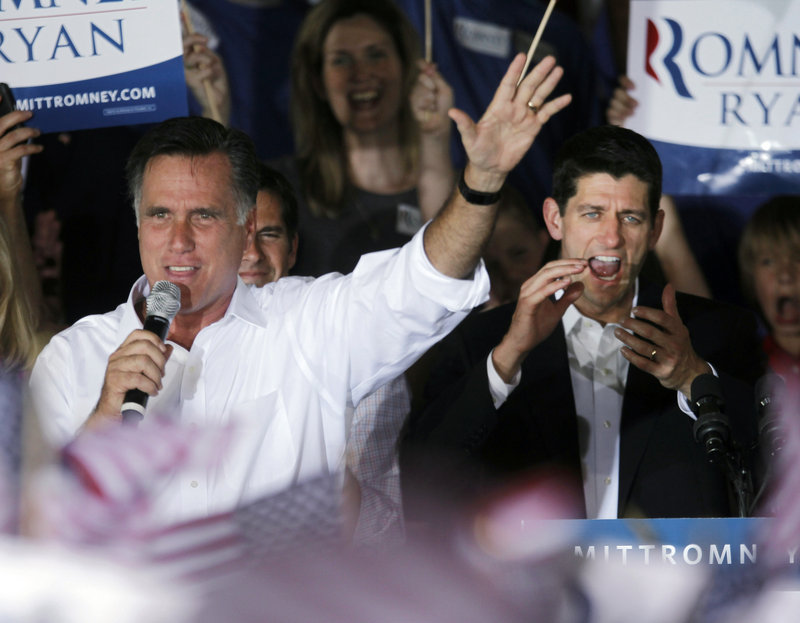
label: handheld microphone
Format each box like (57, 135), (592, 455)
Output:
(121, 281), (181, 426)
(756, 373), (785, 459)
(691, 374), (730, 463)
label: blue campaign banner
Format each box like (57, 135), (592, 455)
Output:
(624, 0), (800, 196)
(651, 140), (800, 196)
(569, 518), (762, 567)
(528, 517), (800, 575)
(12, 56), (187, 133)
(0, 0), (188, 133)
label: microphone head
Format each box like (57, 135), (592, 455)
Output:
(690, 374), (730, 460)
(756, 373), (786, 457)
(146, 281), (181, 322)
(690, 373), (725, 414)
(755, 373), (785, 417)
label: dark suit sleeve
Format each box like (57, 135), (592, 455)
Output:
(399, 307), (510, 520)
(405, 343), (499, 450)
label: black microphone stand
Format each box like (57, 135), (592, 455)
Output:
(692, 375), (753, 517)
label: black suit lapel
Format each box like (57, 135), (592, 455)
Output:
(618, 281), (666, 516)
(519, 325), (583, 473)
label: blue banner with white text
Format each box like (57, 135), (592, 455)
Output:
(0, 0), (188, 133)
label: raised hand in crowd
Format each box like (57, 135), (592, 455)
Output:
(605, 75), (638, 127)
(0, 106), (45, 343)
(410, 59), (455, 221)
(182, 32), (232, 126)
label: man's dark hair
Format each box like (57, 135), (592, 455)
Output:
(551, 125), (662, 219)
(126, 116), (259, 225)
(257, 163), (299, 241)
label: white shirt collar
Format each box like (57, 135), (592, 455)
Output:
(119, 275), (269, 344)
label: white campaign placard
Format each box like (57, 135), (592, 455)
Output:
(0, 0), (188, 133)
(625, 0), (800, 195)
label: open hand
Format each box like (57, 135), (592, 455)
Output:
(614, 283), (711, 396)
(449, 53), (571, 191)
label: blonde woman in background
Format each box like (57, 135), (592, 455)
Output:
(0, 104), (46, 533)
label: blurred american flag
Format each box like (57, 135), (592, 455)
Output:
(28, 415), (344, 585)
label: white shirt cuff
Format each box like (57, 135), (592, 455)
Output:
(677, 362), (718, 420)
(486, 349), (521, 409)
(411, 222), (491, 311)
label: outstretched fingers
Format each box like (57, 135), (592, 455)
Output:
(488, 53), (529, 109)
(516, 56), (558, 104)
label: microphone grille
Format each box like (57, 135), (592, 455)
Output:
(146, 281), (181, 321)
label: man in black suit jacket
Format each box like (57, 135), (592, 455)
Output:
(402, 126), (762, 521)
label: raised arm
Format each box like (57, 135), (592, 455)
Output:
(0, 109), (44, 332)
(182, 32), (231, 126)
(422, 54), (571, 279)
(410, 59), (455, 222)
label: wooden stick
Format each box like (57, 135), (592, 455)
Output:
(180, 0), (222, 124)
(516, 0), (558, 88)
(424, 0), (432, 63)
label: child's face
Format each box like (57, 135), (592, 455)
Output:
(754, 242), (800, 340)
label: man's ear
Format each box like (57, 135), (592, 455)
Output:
(542, 198), (564, 241)
(649, 207), (665, 250)
(287, 233), (299, 271)
(244, 208), (256, 249)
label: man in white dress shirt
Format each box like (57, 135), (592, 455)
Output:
(29, 55), (571, 524)
(237, 162), (407, 546)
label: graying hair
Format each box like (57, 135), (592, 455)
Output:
(126, 116), (259, 225)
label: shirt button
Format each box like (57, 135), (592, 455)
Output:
(604, 420), (611, 429)
(190, 480), (199, 488)
(605, 477), (612, 485)
(601, 368), (610, 376)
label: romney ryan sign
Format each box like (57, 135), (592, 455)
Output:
(0, 0), (187, 133)
(625, 0), (800, 196)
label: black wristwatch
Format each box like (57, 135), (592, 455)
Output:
(457, 169), (502, 205)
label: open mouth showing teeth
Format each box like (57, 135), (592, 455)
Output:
(588, 256), (620, 280)
(776, 296), (800, 324)
(350, 91), (378, 105)
(169, 266), (196, 272)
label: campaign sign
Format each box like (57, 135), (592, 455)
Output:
(0, 0), (187, 133)
(625, 0), (800, 196)
(525, 517), (800, 574)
